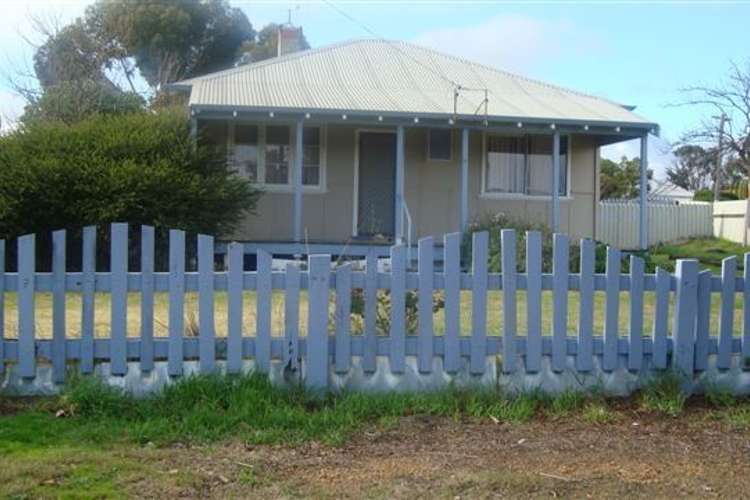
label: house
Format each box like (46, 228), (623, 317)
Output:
(168, 39), (658, 255)
(649, 181), (695, 204)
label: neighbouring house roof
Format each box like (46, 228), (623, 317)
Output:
(169, 39), (656, 132)
(649, 181), (695, 201)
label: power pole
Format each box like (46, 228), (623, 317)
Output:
(713, 113), (727, 202)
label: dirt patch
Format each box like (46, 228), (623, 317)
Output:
(132, 409), (750, 499)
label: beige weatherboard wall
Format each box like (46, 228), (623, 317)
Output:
(229, 123), (599, 243)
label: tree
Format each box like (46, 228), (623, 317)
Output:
(21, 80), (144, 126)
(679, 59), (750, 177)
(89, 0), (255, 91)
(237, 23), (310, 65)
(666, 144), (713, 191)
(12, 14), (144, 124)
(600, 156), (653, 200)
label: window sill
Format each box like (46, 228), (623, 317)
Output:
(257, 184), (327, 194)
(479, 192), (573, 201)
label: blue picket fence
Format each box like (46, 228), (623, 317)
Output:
(0, 223), (748, 390)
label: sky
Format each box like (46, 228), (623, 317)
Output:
(1, 0), (749, 179)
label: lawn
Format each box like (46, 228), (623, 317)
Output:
(649, 237), (750, 273)
(1, 288), (745, 340)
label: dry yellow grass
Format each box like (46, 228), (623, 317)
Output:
(2, 290), (743, 339)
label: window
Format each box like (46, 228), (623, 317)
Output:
(302, 127), (321, 186)
(428, 128), (452, 161)
(198, 121), (228, 157)
(485, 134), (568, 196)
(231, 124), (258, 182)
(225, 123), (325, 190)
(265, 125), (290, 185)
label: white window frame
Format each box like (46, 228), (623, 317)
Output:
(226, 120), (327, 193)
(480, 131), (572, 200)
(426, 128), (453, 162)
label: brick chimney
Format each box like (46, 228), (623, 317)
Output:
(277, 25), (304, 57)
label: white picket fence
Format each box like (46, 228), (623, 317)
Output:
(1, 223), (749, 391)
(596, 202), (713, 249)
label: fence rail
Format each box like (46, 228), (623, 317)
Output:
(596, 202), (713, 249)
(1, 224), (749, 390)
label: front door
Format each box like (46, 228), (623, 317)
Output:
(357, 131), (396, 239)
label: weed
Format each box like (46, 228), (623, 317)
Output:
(581, 402), (617, 424)
(640, 371), (687, 417)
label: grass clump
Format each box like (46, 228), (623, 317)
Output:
(7, 375), (558, 450)
(704, 383), (737, 408)
(581, 402), (618, 424)
(546, 390), (586, 418)
(640, 371), (687, 416)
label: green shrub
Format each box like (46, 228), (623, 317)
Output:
(463, 212), (671, 274)
(0, 108), (260, 267)
(694, 188), (714, 202)
(462, 212), (611, 273)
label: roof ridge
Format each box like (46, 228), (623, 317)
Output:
(174, 39), (369, 85)
(391, 39), (629, 108)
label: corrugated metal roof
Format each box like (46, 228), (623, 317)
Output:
(174, 39), (653, 127)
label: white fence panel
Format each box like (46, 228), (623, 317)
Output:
(597, 202), (712, 249)
(713, 200), (750, 245)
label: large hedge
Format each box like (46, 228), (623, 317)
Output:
(0, 108), (259, 239)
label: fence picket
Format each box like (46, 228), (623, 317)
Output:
(672, 259), (699, 376)
(718, 256), (737, 370)
(227, 242), (244, 373)
(471, 232), (488, 374)
(307, 255), (330, 389)
(628, 256), (644, 371)
(525, 231), (542, 373)
(695, 270), (712, 372)
(168, 229), (185, 376)
(335, 263), (352, 374)
(256, 250), (272, 373)
(140, 225), (155, 373)
(110, 223), (128, 376)
(501, 230), (516, 374)
(418, 237), (434, 374)
(52, 230), (66, 383)
(603, 247), (621, 371)
(0, 240), (4, 376)
(18, 235), (35, 378)
(652, 267), (670, 370)
(744, 253), (750, 369)
(552, 234), (569, 372)
(198, 234), (216, 373)
(363, 252), (378, 373)
(80, 226), (96, 374)
(390, 244), (406, 374)
(577, 239), (595, 372)
(444, 233), (461, 373)
(284, 262), (300, 373)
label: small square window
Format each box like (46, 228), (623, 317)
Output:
(428, 129), (452, 161)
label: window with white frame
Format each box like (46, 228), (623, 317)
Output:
(428, 128), (452, 161)
(264, 125), (290, 185)
(485, 134), (568, 196)
(302, 127), (321, 185)
(226, 123), (324, 189)
(231, 124), (258, 182)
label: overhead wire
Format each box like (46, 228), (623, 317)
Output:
(321, 0), (490, 121)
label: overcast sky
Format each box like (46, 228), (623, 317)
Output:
(2, 1), (748, 179)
